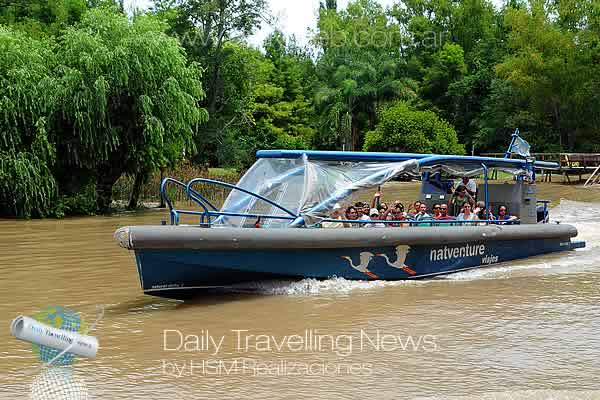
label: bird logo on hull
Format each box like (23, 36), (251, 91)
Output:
(340, 252), (379, 279)
(341, 245), (415, 279)
(376, 245), (416, 276)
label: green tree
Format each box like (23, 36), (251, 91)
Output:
(490, 2), (600, 151)
(314, 0), (416, 151)
(53, 7), (208, 211)
(363, 101), (465, 155)
(211, 32), (318, 168)
(0, 0), (90, 37)
(0, 28), (59, 217)
(420, 43), (467, 108)
(251, 33), (317, 151)
(153, 0), (269, 165)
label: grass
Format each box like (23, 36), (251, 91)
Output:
(112, 162), (242, 208)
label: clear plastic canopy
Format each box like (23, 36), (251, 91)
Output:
(214, 157), (418, 227)
(213, 157), (531, 228)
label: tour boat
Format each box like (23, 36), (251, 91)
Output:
(115, 135), (585, 299)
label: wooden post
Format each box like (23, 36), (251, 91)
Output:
(159, 167), (166, 208)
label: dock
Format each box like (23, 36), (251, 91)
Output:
(482, 153), (600, 184)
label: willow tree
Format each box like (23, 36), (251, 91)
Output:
(0, 28), (59, 217)
(54, 7), (208, 211)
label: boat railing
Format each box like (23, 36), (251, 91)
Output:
(316, 218), (522, 227)
(161, 177), (299, 226)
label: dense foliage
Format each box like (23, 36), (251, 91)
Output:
(1, 0), (599, 217)
(364, 101), (464, 154)
(1, 4), (207, 216)
(0, 29), (58, 217)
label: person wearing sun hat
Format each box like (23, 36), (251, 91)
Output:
(322, 203), (345, 229)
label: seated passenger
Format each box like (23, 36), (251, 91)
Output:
(409, 201), (422, 217)
(322, 203), (345, 229)
(432, 203), (441, 219)
(476, 205), (495, 224)
(414, 203), (436, 227)
(388, 203), (408, 227)
(366, 208), (385, 228)
(359, 204), (372, 225)
(385, 213), (395, 227)
(473, 201), (486, 215)
(457, 203), (477, 225)
(497, 205), (518, 225)
(435, 204), (455, 222)
(354, 202), (365, 217)
(344, 206), (360, 228)
(415, 203), (431, 221)
(354, 202), (370, 220)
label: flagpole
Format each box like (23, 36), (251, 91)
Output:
(505, 128), (520, 158)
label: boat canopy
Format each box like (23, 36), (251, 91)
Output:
(214, 151), (558, 227)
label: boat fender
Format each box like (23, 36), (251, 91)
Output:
(114, 227), (132, 250)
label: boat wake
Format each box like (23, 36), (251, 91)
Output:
(228, 276), (432, 296)
(227, 200), (600, 295)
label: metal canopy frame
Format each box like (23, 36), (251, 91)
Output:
(257, 150), (558, 170)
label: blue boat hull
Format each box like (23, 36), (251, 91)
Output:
(134, 238), (584, 298)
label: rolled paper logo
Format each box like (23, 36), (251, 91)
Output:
(11, 316), (99, 360)
(10, 306), (102, 367)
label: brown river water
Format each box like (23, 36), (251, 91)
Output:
(1, 198), (600, 399)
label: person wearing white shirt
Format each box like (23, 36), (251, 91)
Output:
(365, 208), (385, 228)
(457, 203), (478, 225)
(457, 177), (477, 198)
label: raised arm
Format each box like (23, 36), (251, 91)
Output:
(371, 188), (382, 209)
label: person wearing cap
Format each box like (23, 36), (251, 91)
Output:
(322, 203), (345, 229)
(365, 208), (385, 228)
